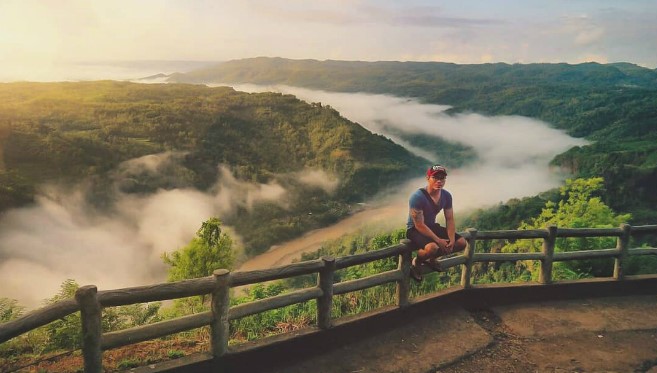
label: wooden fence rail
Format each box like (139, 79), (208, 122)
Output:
(1, 224), (656, 372)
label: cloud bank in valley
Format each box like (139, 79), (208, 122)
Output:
(0, 153), (334, 308)
(0, 86), (587, 308)
(223, 84), (588, 211)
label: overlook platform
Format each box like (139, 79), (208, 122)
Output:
(139, 275), (657, 373)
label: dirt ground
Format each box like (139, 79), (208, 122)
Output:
(442, 309), (657, 373)
(264, 295), (657, 373)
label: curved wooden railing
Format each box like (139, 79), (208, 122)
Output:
(1, 224), (657, 372)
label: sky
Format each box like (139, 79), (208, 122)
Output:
(1, 0), (657, 81)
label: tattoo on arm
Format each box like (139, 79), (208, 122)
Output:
(410, 208), (424, 225)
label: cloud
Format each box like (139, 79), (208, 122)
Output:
(212, 165), (289, 213)
(224, 84), (587, 211)
(574, 27), (605, 45)
(0, 184), (213, 308)
(247, 1), (357, 25)
(249, 2), (503, 29)
(296, 169), (339, 193)
(0, 157), (309, 308)
(388, 11), (504, 28)
(559, 14), (606, 46)
(120, 152), (177, 173)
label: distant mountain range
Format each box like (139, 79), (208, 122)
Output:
(170, 57), (657, 224)
(170, 57), (657, 91)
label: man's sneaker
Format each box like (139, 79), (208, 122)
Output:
(426, 258), (443, 272)
(410, 258), (423, 282)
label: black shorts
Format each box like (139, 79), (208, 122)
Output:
(406, 223), (462, 250)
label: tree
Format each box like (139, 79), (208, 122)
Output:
(503, 177), (631, 278)
(45, 279), (82, 351)
(162, 217), (235, 281)
(0, 298), (23, 322)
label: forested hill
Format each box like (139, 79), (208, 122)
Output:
(171, 57), (657, 139)
(172, 57), (657, 224)
(0, 81), (425, 254)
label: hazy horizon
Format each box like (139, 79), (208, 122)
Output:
(1, 1), (657, 82)
(3, 56), (656, 85)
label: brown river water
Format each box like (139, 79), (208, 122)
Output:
(236, 201), (407, 272)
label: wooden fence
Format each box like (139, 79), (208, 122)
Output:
(1, 224), (656, 372)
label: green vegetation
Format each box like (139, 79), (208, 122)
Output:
(0, 279), (161, 363)
(552, 140), (657, 222)
(117, 358), (142, 369)
(0, 299), (23, 323)
(502, 178), (632, 279)
(462, 189), (562, 231)
(162, 217), (234, 281)
(3, 177), (653, 372)
(0, 81), (425, 254)
(161, 218), (235, 314)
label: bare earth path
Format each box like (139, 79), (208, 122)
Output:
(264, 295), (657, 373)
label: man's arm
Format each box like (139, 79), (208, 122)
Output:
(444, 207), (456, 251)
(410, 208), (448, 248)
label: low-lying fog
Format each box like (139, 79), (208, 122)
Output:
(227, 84), (588, 211)
(0, 85), (587, 309)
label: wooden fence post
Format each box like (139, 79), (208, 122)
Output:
(461, 229), (477, 288)
(211, 269), (230, 360)
(540, 225), (557, 284)
(396, 242), (412, 307)
(317, 256), (335, 329)
(614, 224), (631, 280)
(75, 285), (102, 373)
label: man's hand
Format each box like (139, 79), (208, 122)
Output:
(435, 239), (452, 255)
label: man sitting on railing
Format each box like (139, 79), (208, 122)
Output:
(407, 165), (467, 282)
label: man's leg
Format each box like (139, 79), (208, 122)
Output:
(422, 229), (467, 271)
(417, 242), (440, 263)
(407, 227), (455, 280)
(410, 242), (437, 282)
(453, 236), (467, 253)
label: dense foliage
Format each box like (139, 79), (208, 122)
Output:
(162, 217), (234, 281)
(0, 81), (425, 253)
(501, 178), (632, 278)
(0, 280), (161, 363)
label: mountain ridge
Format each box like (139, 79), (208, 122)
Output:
(0, 81), (426, 253)
(170, 57), (657, 224)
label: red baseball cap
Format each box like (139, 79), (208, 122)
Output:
(426, 165), (447, 177)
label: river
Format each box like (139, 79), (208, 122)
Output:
(236, 202), (406, 271)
